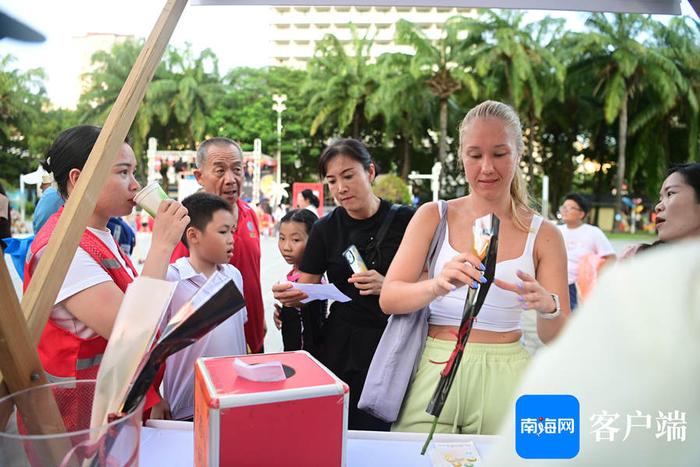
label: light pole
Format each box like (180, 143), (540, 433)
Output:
(272, 94), (287, 190)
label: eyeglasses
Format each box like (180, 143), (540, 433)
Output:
(559, 205), (582, 213)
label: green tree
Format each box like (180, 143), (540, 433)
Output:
(394, 18), (480, 168)
(0, 55), (50, 186)
(574, 13), (685, 228)
(211, 66), (320, 184)
(78, 38), (157, 164)
(653, 17), (700, 160)
(304, 28), (378, 139)
(466, 11), (566, 177)
(146, 45), (223, 149)
(373, 174), (411, 204)
(79, 40), (223, 180)
(367, 52), (434, 179)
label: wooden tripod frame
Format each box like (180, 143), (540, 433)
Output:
(0, 0), (188, 448)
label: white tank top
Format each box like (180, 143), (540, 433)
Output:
(428, 214), (543, 332)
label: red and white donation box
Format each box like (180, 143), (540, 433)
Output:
(194, 351), (349, 466)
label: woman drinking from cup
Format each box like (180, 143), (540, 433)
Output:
(24, 125), (189, 417)
(272, 138), (414, 431)
(379, 101), (569, 434)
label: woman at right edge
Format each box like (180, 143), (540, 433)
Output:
(380, 100), (570, 435)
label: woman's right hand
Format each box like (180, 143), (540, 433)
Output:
(272, 281), (308, 308)
(431, 251), (486, 298)
(151, 200), (190, 250)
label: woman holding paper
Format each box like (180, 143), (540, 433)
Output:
(24, 125), (189, 416)
(379, 101), (569, 435)
(272, 138), (414, 431)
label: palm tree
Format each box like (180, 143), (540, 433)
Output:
(304, 27), (377, 139)
(394, 18), (480, 167)
(367, 52), (434, 179)
(654, 16), (700, 161)
(78, 39), (162, 166)
(146, 45), (223, 149)
(573, 13), (685, 229)
(465, 11), (566, 177)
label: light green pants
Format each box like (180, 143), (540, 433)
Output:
(392, 337), (530, 435)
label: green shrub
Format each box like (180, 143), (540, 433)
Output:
(373, 174), (411, 205)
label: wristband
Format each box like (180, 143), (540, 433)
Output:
(537, 293), (561, 320)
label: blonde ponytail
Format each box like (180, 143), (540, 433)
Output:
(459, 100), (534, 232)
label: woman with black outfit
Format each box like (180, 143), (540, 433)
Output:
(273, 139), (413, 431)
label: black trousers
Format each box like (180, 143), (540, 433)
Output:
(280, 302), (326, 361)
(321, 311), (390, 432)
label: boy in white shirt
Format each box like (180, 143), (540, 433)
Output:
(163, 192), (247, 421)
(558, 193), (616, 309)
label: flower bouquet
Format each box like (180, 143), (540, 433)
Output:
(422, 213), (501, 454)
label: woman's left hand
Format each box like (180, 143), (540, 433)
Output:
(495, 270), (556, 314)
(348, 270), (384, 296)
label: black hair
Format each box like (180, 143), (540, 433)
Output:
(279, 208), (317, 235)
(564, 193), (590, 215)
(43, 125), (130, 198)
(180, 192), (233, 247)
(317, 138), (374, 178)
(636, 240), (665, 253)
(300, 189), (320, 208)
(667, 163), (700, 203)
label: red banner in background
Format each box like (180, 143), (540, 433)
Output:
(292, 182), (324, 218)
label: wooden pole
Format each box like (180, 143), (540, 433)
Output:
(0, 255), (74, 464)
(0, 0), (188, 451)
(22, 0), (189, 342)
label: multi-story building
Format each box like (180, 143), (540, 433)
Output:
(268, 5), (474, 68)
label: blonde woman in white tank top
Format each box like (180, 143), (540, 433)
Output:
(379, 101), (570, 435)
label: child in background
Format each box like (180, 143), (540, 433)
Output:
(163, 192), (247, 421)
(275, 209), (325, 359)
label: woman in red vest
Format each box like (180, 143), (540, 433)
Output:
(24, 125), (189, 417)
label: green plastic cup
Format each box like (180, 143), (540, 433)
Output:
(134, 181), (169, 217)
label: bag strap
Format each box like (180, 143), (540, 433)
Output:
(372, 203), (399, 251)
(427, 200), (448, 279)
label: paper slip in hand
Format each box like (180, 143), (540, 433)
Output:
(430, 441), (481, 467)
(291, 282), (351, 303)
(234, 358), (286, 382)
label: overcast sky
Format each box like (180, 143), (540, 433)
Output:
(2, 1), (698, 108)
